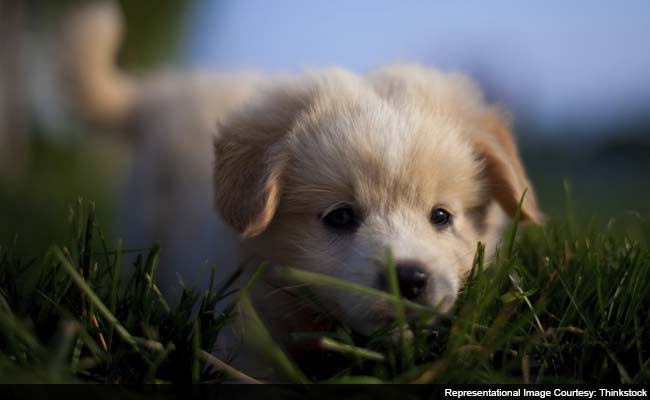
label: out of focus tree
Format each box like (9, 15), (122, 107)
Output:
(0, 0), (28, 175)
(117, 0), (190, 69)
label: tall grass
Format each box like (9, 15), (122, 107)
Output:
(0, 196), (649, 384)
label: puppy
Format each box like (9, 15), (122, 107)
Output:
(213, 67), (541, 360)
(65, 1), (540, 372)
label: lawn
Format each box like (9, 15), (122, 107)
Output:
(1, 190), (648, 384)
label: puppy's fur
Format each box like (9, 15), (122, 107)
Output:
(66, 1), (540, 371)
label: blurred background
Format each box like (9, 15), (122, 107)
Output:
(1, 0), (648, 268)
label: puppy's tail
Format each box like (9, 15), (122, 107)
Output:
(62, 0), (136, 126)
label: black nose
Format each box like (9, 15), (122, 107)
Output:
(396, 263), (429, 301)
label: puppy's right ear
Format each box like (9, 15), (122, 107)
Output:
(213, 84), (312, 238)
(473, 108), (543, 224)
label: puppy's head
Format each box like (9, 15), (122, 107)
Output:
(214, 67), (540, 334)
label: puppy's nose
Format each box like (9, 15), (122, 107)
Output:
(396, 262), (429, 301)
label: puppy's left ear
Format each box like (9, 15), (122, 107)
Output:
(473, 108), (542, 223)
(213, 83), (312, 238)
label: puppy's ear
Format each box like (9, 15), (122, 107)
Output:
(473, 108), (542, 223)
(213, 85), (312, 238)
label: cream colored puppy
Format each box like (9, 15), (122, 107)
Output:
(65, 1), (540, 365)
(214, 66), (541, 350)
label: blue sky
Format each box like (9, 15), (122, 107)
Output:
(183, 0), (650, 135)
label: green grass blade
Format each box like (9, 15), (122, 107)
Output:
(191, 318), (201, 383)
(53, 246), (139, 350)
(277, 267), (434, 316)
(319, 337), (385, 363)
(199, 350), (263, 384)
(107, 239), (122, 351)
(239, 294), (309, 384)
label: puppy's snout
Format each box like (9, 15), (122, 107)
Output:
(396, 262), (429, 301)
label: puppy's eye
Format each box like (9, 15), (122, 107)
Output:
(430, 208), (452, 227)
(323, 207), (357, 230)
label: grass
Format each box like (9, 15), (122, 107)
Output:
(0, 133), (128, 257)
(0, 192), (649, 384)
